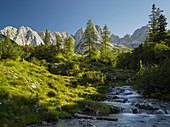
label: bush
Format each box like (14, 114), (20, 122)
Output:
(134, 61), (170, 99)
(80, 71), (106, 86)
(0, 37), (23, 60)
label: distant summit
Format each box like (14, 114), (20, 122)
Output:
(110, 26), (148, 48)
(0, 25), (148, 53)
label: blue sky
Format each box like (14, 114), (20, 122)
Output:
(0, 0), (170, 37)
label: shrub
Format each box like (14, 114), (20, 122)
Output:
(134, 61), (170, 99)
(80, 71), (106, 86)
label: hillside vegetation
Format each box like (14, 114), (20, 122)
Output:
(0, 4), (170, 127)
(0, 57), (134, 126)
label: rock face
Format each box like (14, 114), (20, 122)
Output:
(74, 25), (104, 53)
(0, 26), (44, 46)
(110, 34), (120, 44)
(0, 26), (75, 46)
(74, 28), (85, 47)
(110, 26), (148, 48)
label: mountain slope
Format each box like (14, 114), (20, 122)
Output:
(110, 26), (148, 48)
(0, 26), (75, 46)
(0, 25), (148, 51)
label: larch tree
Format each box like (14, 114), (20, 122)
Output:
(84, 19), (96, 59)
(100, 24), (111, 60)
(1, 30), (22, 60)
(56, 34), (62, 54)
(64, 36), (74, 60)
(44, 29), (50, 46)
(91, 44), (98, 60)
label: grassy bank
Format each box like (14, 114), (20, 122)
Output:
(0, 57), (135, 126)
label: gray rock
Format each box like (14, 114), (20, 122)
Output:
(110, 106), (121, 114)
(51, 63), (58, 68)
(123, 98), (128, 103)
(165, 110), (170, 114)
(41, 121), (47, 125)
(132, 108), (140, 114)
(154, 109), (165, 114)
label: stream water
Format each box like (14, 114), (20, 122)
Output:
(28, 86), (170, 127)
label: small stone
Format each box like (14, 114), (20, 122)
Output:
(41, 121), (47, 125)
(13, 75), (18, 79)
(31, 83), (36, 88)
(65, 80), (69, 83)
(58, 106), (62, 111)
(48, 123), (52, 125)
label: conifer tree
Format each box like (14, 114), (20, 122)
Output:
(64, 36), (68, 54)
(147, 4), (168, 44)
(147, 4), (158, 43)
(0, 30), (22, 60)
(84, 19), (96, 59)
(64, 36), (74, 60)
(3, 30), (14, 59)
(56, 34), (62, 54)
(157, 14), (168, 42)
(91, 44), (98, 60)
(100, 25), (111, 60)
(100, 41), (105, 59)
(44, 29), (50, 46)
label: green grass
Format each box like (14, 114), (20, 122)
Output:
(0, 57), (135, 126)
(0, 59), (107, 126)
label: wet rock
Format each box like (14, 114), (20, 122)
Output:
(123, 98), (128, 103)
(79, 119), (94, 127)
(106, 95), (120, 100)
(110, 106), (121, 114)
(122, 108), (133, 113)
(132, 108), (140, 114)
(165, 110), (170, 114)
(74, 113), (118, 121)
(154, 109), (165, 114)
(135, 103), (159, 110)
(114, 99), (124, 103)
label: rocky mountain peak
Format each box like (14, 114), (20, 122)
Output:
(109, 26), (148, 48)
(0, 25), (148, 52)
(110, 34), (120, 44)
(74, 28), (85, 46)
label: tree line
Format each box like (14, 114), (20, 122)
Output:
(0, 19), (119, 65)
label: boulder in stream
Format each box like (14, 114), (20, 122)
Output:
(110, 106), (121, 114)
(154, 109), (165, 114)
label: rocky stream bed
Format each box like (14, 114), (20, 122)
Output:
(27, 86), (170, 127)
